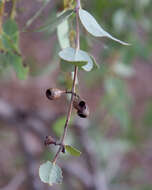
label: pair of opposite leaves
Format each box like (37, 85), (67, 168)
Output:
(59, 8), (130, 72)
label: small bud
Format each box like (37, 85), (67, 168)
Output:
(46, 88), (65, 100)
(44, 136), (56, 146)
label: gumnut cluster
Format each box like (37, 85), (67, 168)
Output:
(46, 88), (89, 118)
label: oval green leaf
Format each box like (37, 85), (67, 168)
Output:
(58, 47), (94, 71)
(79, 9), (130, 45)
(39, 161), (63, 186)
(57, 19), (70, 49)
(3, 19), (18, 36)
(65, 145), (81, 157)
(7, 53), (29, 80)
(2, 19), (19, 52)
(60, 59), (74, 72)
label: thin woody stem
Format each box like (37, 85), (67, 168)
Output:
(75, 1), (80, 50)
(52, 67), (78, 163)
(52, 0), (81, 164)
(10, 0), (17, 19)
(65, 91), (80, 98)
(0, 0), (5, 34)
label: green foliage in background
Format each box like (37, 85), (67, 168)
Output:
(0, 0), (152, 189)
(0, 18), (28, 79)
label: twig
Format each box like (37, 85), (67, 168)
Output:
(10, 0), (17, 19)
(0, 0), (5, 34)
(52, 0), (80, 164)
(25, 0), (50, 29)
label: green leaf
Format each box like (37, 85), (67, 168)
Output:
(2, 33), (19, 52)
(58, 47), (94, 71)
(33, 9), (73, 33)
(8, 53), (28, 80)
(39, 161), (63, 186)
(79, 9), (130, 45)
(2, 19), (19, 52)
(57, 19), (70, 49)
(65, 145), (81, 156)
(3, 19), (18, 36)
(0, 53), (10, 66)
(60, 59), (74, 72)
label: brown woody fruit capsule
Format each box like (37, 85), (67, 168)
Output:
(73, 97), (89, 118)
(46, 88), (65, 100)
(77, 106), (89, 118)
(73, 98), (86, 111)
(44, 136), (56, 146)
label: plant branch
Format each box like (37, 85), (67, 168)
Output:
(65, 90), (80, 98)
(0, 0), (5, 34)
(75, 0), (80, 50)
(52, 0), (80, 164)
(25, 0), (50, 29)
(10, 0), (17, 19)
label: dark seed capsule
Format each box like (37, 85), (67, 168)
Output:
(79, 101), (86, 110)
(73, 97), (89, 117)
(46, 89), (52, 99)
(44, 136), (56, 146)
(73, 96), (89, 118)
(77, 111), (87, 118)
(77, 106), (89, 118)
(73, 98), (86, 111)
(46, 88), (65, 100)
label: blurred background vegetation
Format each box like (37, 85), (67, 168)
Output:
(0, 0), (152, 190)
